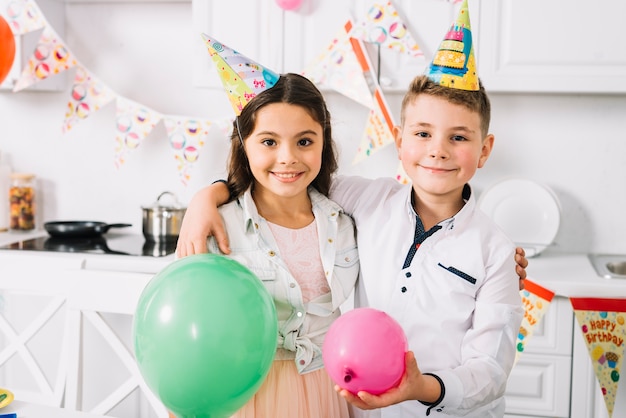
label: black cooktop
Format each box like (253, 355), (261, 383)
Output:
(0, 233), (177, 257)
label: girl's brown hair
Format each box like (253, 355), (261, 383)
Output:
(226, 73), (337, 200)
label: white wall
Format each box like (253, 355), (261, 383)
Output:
(1, 1), (625, 256)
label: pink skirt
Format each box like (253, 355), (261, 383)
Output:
(232, 359), (351, 418)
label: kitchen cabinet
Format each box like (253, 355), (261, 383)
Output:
(476, 0), (626, 94)
(0, 231), (172, 418)
(191, 0), (463, 93)
(506, 254), (626, 418)
(504, 297), (573, 417)
(193, 0), (626, 95)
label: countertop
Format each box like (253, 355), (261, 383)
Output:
(1, 400), (107, 417)
(525, 251), (626, 298)
(0, 229), (175, 274)
(2, 231), (626, 298)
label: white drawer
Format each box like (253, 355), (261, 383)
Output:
(521, 296), (573, 356)
(505, 353), (572, 417)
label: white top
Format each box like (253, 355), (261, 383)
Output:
(331, 176), (524, 418)
(207, 187), (359, 374)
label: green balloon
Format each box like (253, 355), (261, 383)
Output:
(133, 254), (278, 418)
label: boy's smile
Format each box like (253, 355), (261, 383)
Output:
(394, 94), (493, 207)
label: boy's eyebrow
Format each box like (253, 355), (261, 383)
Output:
(408, 122), (476, 134)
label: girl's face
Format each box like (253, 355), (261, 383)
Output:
(394, 94), (493, 201)
(244, 102), (324, 203)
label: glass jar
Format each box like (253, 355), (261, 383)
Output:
(9, 173), (36, 231)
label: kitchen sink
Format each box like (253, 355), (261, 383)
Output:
(588, 254), (626, 279)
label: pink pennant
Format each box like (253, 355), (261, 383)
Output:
(114, 97), (163, 168)
(62, 66), (116, 133)
(163, 116), (212, 185)
(13, 25), (78, 92)
(352, 1), (423, 58)
(4, 0), (46, 35)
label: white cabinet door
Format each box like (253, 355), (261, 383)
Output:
(477, 0), (626, 93)
(192, 0), (468, 92)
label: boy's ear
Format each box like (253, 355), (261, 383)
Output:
(393, 125), (403, 158)
(478, 134), (495, 168)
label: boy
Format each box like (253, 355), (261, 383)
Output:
(176, 1), (524, 416)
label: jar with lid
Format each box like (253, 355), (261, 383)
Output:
(9, 173), (36, 231)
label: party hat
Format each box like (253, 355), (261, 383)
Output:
(201, 34), (280, 116)
(425, 0), (478, 91)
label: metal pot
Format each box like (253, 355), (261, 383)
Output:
(142, 192), (186, 243)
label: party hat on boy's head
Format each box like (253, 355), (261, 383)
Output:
(201, 34), (280, 116)
(425, 0), (479, 91)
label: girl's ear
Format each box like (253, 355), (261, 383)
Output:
(478, 134), (495, 168)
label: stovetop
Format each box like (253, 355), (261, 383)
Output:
(0, 233), (177, 257)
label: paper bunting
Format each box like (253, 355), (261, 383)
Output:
(352, 1), (423, 58)
(353, 87), (395, 164)
(302, 20), (375, 109)
(515, 279), (555, 364)
(201, 34), (279, 117)
(395, 162), (409, 184)
(2, 0), (46, 35)
(570, 297), (626, 418)
(114, 97), (163, 168)
(163, 116), (212, 185)
(213, 116), (235, 138)
(13, 25), (78, 92)
(62, 66), (116, 133)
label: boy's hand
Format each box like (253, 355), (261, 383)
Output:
(175, 184), (231, 257)
(335, 351), (434, 410)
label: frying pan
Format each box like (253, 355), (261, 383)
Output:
(44, 221), (132, 238)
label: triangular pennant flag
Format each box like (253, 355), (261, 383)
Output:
(62, 65), (116, 133)
(395, 161), (409, 184)
(114, 96), (163, 168)
(425, 0), (479, 91)
(163, 116), (212, 185)
(201, 34), (279, 116)
(515, 279), (555, 364)
(570, 297), (626, 418)
(302, 20), (375, 109)
(353, 87), (395, 164)
(13, 25), (78, 92)
(352, 1), (423, 58)
(3, 0), (46, 35)
(213, 116), (235, 139)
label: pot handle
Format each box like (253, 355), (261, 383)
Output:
(157, 191), (178, 203)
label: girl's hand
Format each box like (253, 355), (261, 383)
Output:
(515, 247), (528, 290)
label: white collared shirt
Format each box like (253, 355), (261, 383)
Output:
(331, 176), (523, 418)
(207, 187), (359, 374)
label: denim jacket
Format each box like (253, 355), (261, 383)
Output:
(207, 187), (359, 373)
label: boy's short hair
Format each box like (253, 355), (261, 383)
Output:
(400, 75), (491, 137)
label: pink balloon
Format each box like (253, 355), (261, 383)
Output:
(275, 0), (303, 11)
(323, 308), (408, 395)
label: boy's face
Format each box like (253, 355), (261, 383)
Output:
(394, 94), (493, 201)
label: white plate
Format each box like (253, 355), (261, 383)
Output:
(477, 178), (561, 257)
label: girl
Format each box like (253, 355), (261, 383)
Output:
(205, 73), (358, 418)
